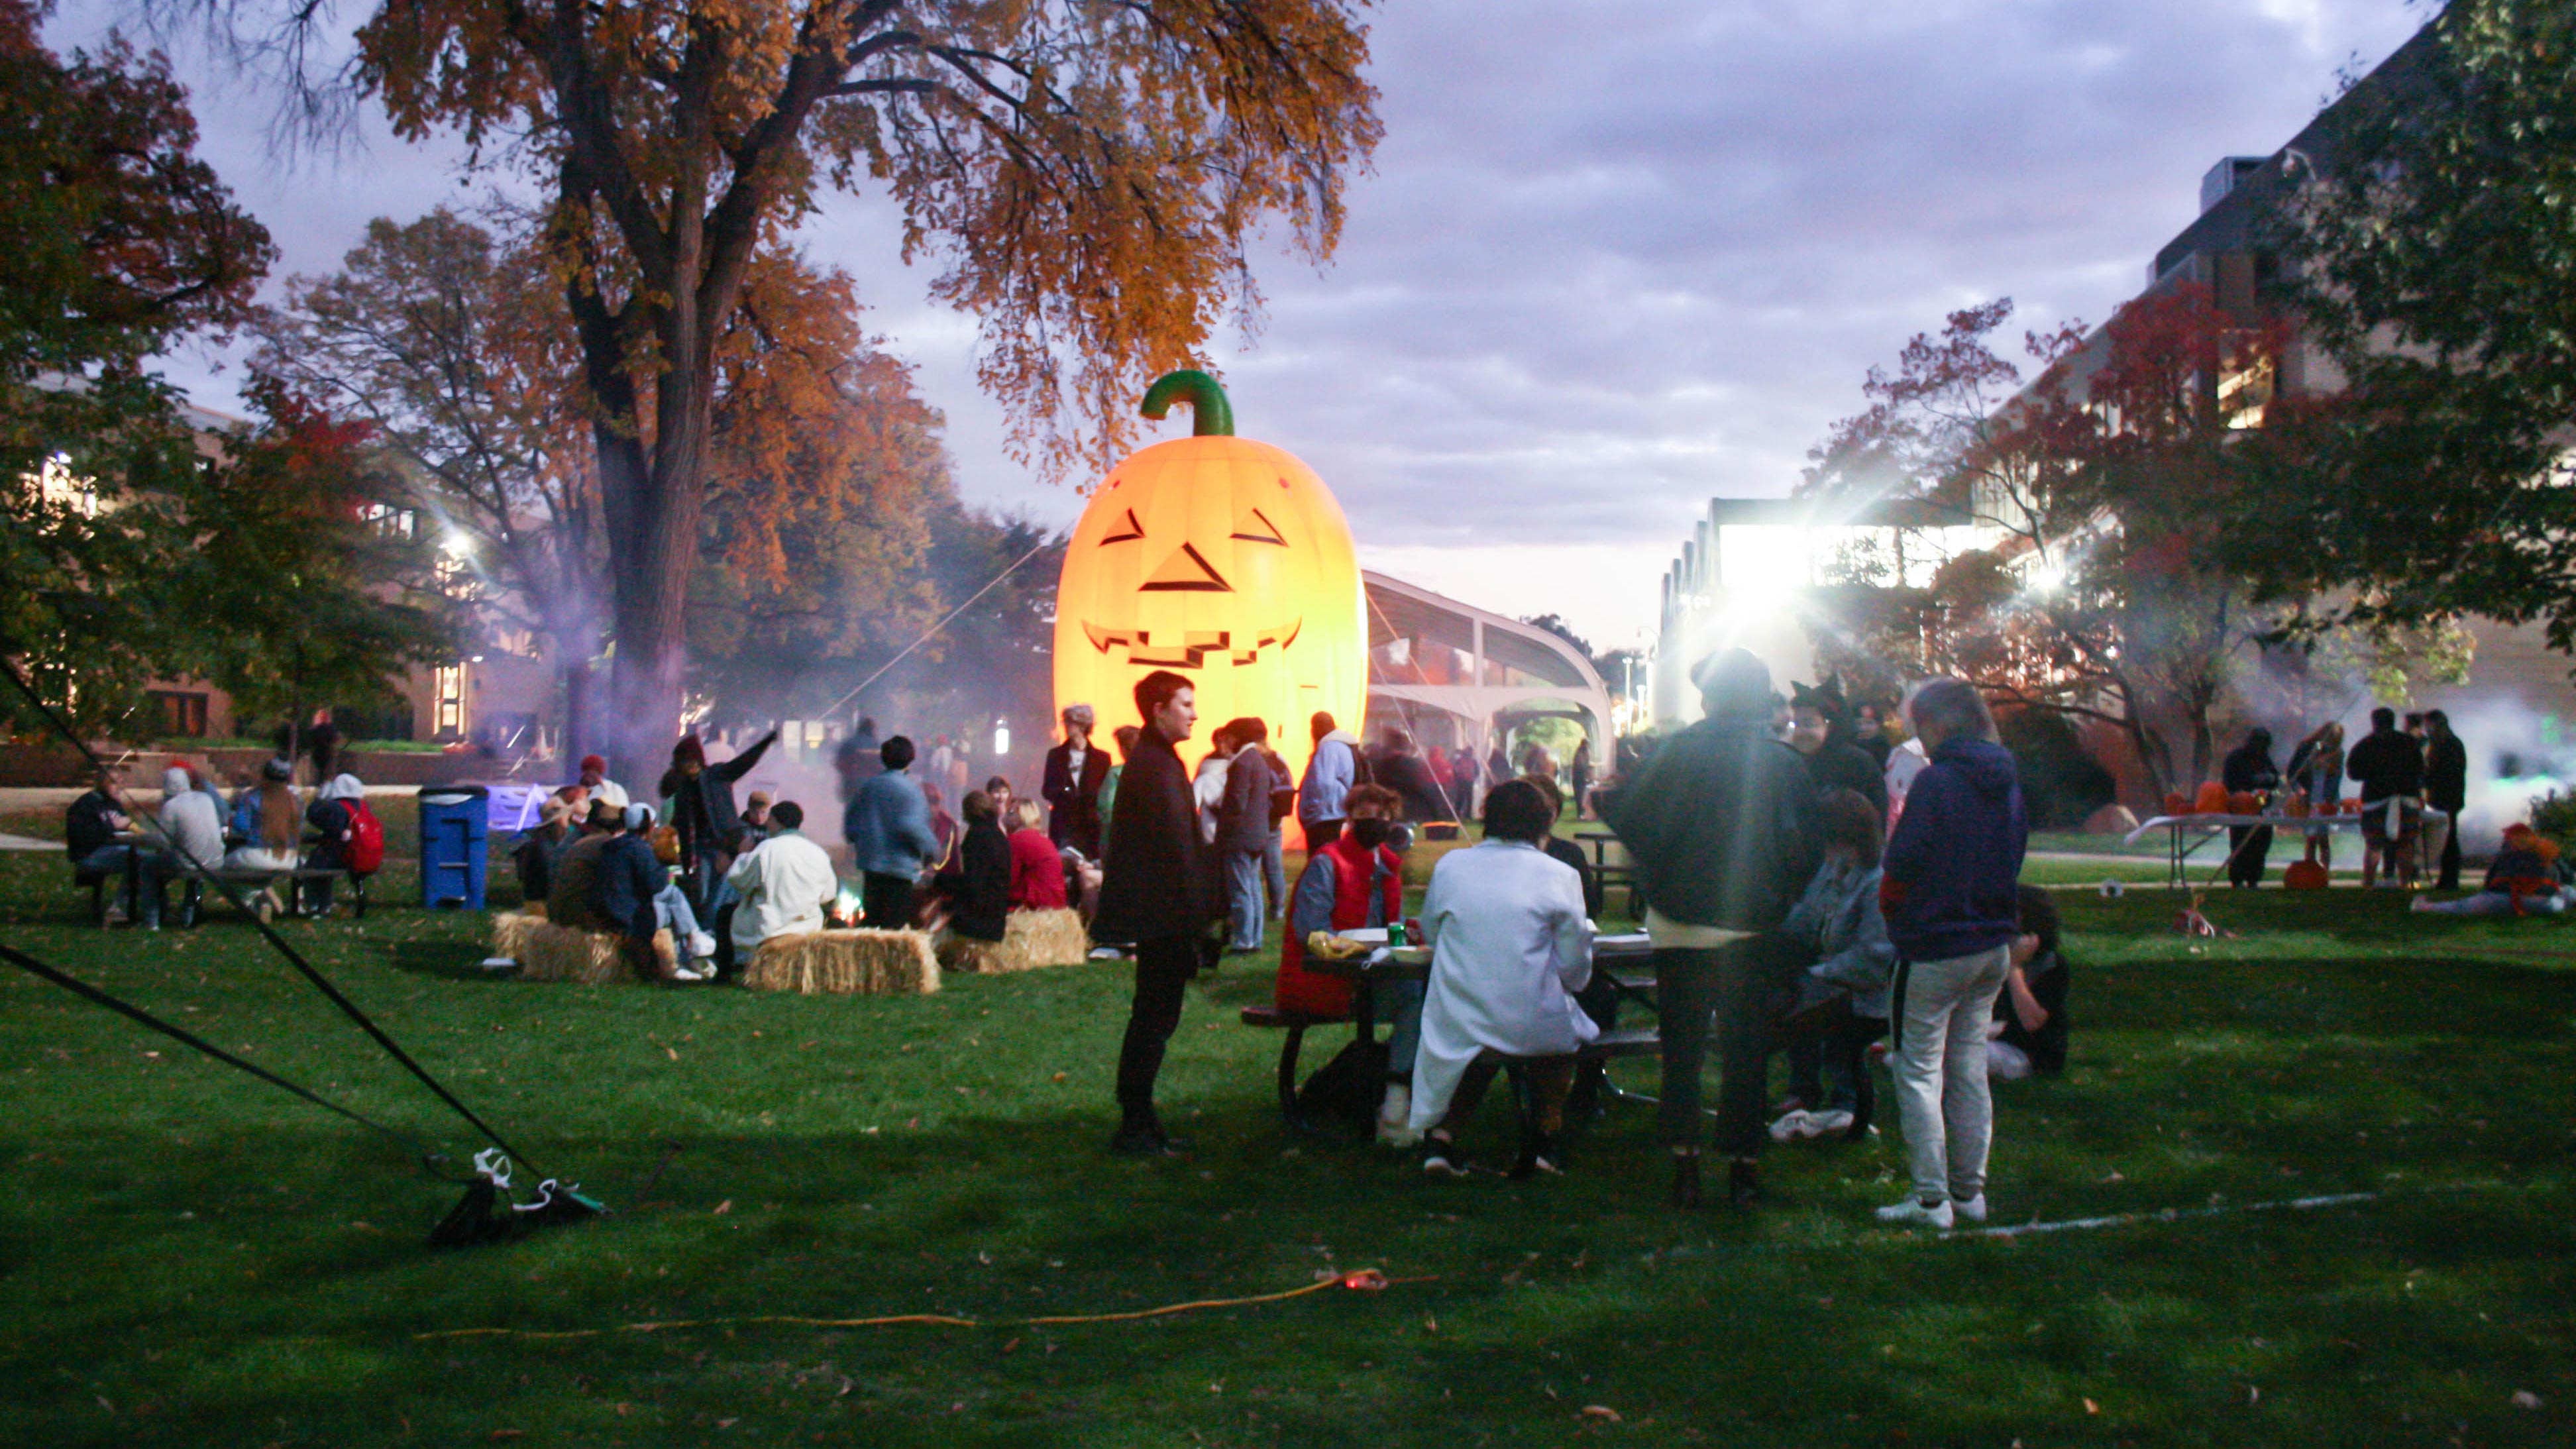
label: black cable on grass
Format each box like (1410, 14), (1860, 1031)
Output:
(1, 656), (545, 1179)
(0, 941), (464, 1179)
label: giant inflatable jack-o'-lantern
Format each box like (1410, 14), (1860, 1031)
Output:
(1053, 370), (1368, 806)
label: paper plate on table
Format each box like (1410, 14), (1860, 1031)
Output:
(1342, 928), (1388, 945)
(1389, 945), (1432, 967)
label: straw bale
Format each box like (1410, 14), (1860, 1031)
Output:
(998, 908), (1091, 971)
(497, 912), (674, 985)
(744, 929), (941, 996)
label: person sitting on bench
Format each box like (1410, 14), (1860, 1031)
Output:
(1772, 788), (1897, 1140)
(66, 764), (138, 920)
(145, 765), (227, 928)
(301, 772), (370, 914)
(1273, 783), (1410, 1136)
(221, 758), (306, 920)
(1409, 779), (1596, 1179)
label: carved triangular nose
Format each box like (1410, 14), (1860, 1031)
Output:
(1141, 542), (1232, 592)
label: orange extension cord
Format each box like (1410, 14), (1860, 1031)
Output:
(415, 1267), (1406, 1342)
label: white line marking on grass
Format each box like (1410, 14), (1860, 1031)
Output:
(1954, 1190), (2390, 1238)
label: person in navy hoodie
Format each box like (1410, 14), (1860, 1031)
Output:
(1874, 677), (2027, 1231)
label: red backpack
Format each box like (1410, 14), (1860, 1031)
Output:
(342, 799), (386, 877)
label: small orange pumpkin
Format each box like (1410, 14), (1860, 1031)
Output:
(2163, 792), (2190, 818)
(2286, 794), (2311, 819)
(2282, 859), (2330, 890)
(2226, 790), (2259, 815)
(2194, 781), (2229, 815)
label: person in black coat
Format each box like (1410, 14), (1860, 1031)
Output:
(1041, 703), (1112, 857)
(945, 791), (1013, 943)
(1093, 671), (1222, 1157)
(2221, 727), (2281, 888)
(1599, 649), (1819, 1209)
(660, 727), (780, 912)
(1375, 729), (1451, 822)
(2424, 708), (2469, 890)
(1788, 676), (1889, 817)
(2345, 707), (2426, 889)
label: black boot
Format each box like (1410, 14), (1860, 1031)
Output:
(1509, 1128), (1564, 1180)
(1670, 1151), (1701, 1209)
(1728, 1155), (1768, 1208)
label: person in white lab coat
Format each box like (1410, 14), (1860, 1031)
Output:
(723, 801), (839, 964)
(1408, 779), (1597, 1179)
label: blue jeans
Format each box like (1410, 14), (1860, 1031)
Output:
(1263, 830), (1287, 919)
(1225, 847), (1267, 950)
(1380, 978), (1426, 1075)
(654, 883), (708, 944)
(82, 843), (159, 923)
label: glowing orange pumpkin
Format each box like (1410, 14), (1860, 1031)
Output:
(1052, 370), (1367, 806)
(2283, 859), (2329, 890)
(2194, 782), (2229, 815)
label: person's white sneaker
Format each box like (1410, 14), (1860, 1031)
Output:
(1375, 1085), (1421, 1147)
(1768, 1109), (1819, 1143)
(1876, 1197), (1954, 1229)
(688, 930), (718, 959)
(1951, 1193), (1988, 1224)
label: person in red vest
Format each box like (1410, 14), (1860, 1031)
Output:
(1274, 783), (1419, 1140)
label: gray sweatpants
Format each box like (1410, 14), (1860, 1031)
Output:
(1893, 943), (2013, 1205)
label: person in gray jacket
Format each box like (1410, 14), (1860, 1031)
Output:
(1299, 712), (1360, 849)
(1216, 718), (1275, 951)
(1773, 788), (1897, 1140)
(844, 735), (941, 929)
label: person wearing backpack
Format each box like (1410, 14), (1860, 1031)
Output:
(304, 773), (382, 914)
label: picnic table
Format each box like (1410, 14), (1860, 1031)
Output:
(2121, 808), (2449, 887)
(1242, 929), (1659, 1128)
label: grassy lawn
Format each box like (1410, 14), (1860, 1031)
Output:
(0, 822), (2570, 1447)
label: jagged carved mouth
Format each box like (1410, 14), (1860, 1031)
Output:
(1083, 617), (1303, 669)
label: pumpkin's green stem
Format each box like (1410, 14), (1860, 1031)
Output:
(1140, 369), (1234, 437)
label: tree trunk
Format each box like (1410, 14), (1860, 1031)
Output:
(595, 315), (716, 782)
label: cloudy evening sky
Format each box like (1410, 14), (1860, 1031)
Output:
(56, 0), (2428, 656)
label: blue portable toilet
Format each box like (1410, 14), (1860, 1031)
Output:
(418, 784), (490, 910)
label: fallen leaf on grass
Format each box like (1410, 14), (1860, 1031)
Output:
(1580, 1405), (1621, 1422)
(2083, 1398), (2100, 1415)
(713, 1199), (733, 1215)
(2513, 1391), (2544, 1410)
(664, 1046), (679, 1061)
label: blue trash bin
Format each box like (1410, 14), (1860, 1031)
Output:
(419, 784), (490, 910)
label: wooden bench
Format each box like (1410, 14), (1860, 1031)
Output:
(172, 867), (371, 926)
(72, 862), (110, 924)
(1240, 1004), (1355, 1126)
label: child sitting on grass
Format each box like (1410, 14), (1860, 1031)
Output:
(2410, 824), (2567, 917)
(1987, 885), (2071, 1081)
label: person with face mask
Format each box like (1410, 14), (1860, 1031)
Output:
(1273, 784), (1417, 1141)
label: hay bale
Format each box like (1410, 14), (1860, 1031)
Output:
(937, 933), (1009, 975)
(492, 910), (543, 962)
(744, 929), (941, 996)
(504, 914), (674, 985)
(998, 908), (1091, 972)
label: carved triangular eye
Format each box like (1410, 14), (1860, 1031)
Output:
(1230, 508), (1287, 546)
(1100, 508), (1145, 544)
